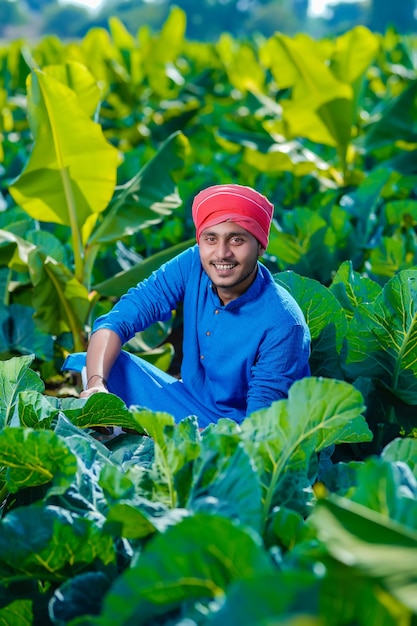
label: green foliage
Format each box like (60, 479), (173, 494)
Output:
(0, 17), (416, 624)
(0, 356), (415, 624)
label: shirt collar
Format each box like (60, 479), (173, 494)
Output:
(208, 261), (266, 310)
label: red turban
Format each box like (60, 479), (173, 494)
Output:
(192, 184), (274, 250)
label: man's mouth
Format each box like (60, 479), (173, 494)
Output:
(212, 263), (237, 271)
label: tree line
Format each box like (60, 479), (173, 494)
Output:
(0, 0), (416, 44)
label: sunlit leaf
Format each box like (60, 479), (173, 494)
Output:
(9, 67), (118, 243)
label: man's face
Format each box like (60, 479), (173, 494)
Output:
(199, 221), (265, 304)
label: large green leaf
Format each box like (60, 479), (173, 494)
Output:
(17, 390), (61, 429)
(217, 35), (265, 94)
(0, 600), (32, 626)
(29, 250), (90, 347)
(0, 354), (43, 429)
(206, 572), (320, 626)
(188, 432), (263, 533)
(382, 437), (417, 479)
(329, 260), (382, 322)
(342, 269), (417, 403)
(0, 303), (54, 361)
(94, 238), (195, 297)
(274, 271), (348, 378)
(241, 377), (371, 523)
(9, 66), (118, 241)
(89, 131), (189, 246)
(367, 236), (412, 281)
(63, 392), (144, 433)
(143, 7), (187, 97)
(260, 28), (378, 170)
(95, 514), (273, 625)
(132, 410), (201, 508)
(0, 427), (77, 493)
(37, 61), (102, 119)
(0, 230), (90, 350)
(348, 457), (417, 527)
(329, 26), (380, 124)
(311, 493), (417, 613)
(364, 80), (417, 152)
(260, 33), (351, 158)
(268, 208), (338, 283)
(0, 503), (115, 583)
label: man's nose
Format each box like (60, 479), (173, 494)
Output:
(216, 240), (232, 258)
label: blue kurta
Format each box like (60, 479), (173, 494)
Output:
(64, 245), (310, 427)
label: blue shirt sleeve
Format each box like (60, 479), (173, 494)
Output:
(92, 246), (197, 345)
(246, 320), (310, 416)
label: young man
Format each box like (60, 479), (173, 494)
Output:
(64, 184), (311, 428)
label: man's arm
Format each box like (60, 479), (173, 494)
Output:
(246, 323), (311, 416)
(80, 329), (122, 398)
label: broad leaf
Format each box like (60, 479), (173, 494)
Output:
(89, 131), (189, 245)
(206, 571), (320, 625)
(275, 271), (348, 378)
(364, 80), (417, 151)
(311, 494), (417, 612)
(188, 432), (263, 533)
(0, 303), (54, 361)
(331, 26), (379, 87)
(268, 209), (338, 283)
(382, 438), (417, 479)
(17, 390), (60, 429)
(342, 269), (417, 403)
(260, 33), (351, 164)
(367, 236), (411, 281)
(349, 457), (417, 527)
(217, 35), (265, 94)
(63, 393), (144, 433)
(144, 7), (187, 97)
(50, 572), (112, 625)
(29, 250), (90, 346)
(0, 503), (115, 583)
(132, 410), (201, 508)
(9, 67), (118, 243)
(330, 260), (381, 321)
(0, 354), (43, 429)
(241, 377), (371, 523)
(94, 238), (195, 297)
(41, 61), (102, 118)
(96, 514), (273, 625)
(0, 427), (77, 493)
(0, 600), (33, 626)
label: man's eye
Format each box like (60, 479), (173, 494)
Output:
(231, 237), (243, 244)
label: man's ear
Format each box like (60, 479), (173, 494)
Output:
(258, 245), (266, 257)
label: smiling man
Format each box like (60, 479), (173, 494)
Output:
(64, 184), (311, 428)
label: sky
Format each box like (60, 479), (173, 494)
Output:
(63, 0), (340, 16)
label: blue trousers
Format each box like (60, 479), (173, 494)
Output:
(62, 351), (211, 426)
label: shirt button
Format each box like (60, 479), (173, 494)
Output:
(206, 331), (211, 336)
(214, 309), (219, 314)
(200, 355), (205, 360)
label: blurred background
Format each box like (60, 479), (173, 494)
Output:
(0, 0), (416, 41)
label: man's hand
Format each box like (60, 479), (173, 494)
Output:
(80, 383), (109, 399)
